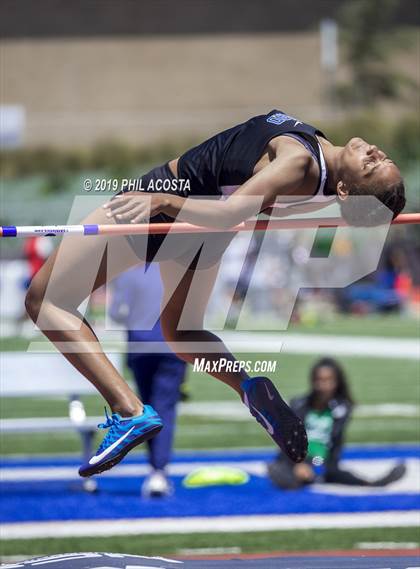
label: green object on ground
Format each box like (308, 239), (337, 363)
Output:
(183, 466), (249, 488)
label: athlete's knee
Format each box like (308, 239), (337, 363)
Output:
(25, 281), (45, 321)
(162, 326), (182, 351)
(25, 275), (76, 321)
(160, 323), (188, 361)
(161, 318), (178, 343)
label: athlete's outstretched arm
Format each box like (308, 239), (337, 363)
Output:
(104, 152), (311, 229)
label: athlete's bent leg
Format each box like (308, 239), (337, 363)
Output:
(159, 260), (307, 462)
(25, 205), (143, 416)
(25, 206), (166, 476)
(159, 260), (247, 394)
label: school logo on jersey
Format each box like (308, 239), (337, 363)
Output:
(266, 112), (302, 126)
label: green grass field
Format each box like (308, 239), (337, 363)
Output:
(1, 315), (419, 559)
(1, 352), (419, 454)
(2, 528), (419, 558)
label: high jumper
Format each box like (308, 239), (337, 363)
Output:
(20, 108), (406, 477)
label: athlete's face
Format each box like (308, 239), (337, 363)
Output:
(339, 137), (401, 193)
(313, 366), (337, 400)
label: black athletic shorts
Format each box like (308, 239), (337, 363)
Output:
(114, 163), (236, 269)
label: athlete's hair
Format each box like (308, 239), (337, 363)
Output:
(339, 178), (406, 227)
(308, 357), (354, 406)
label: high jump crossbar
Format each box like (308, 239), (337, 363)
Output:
(1, 213), (419, 238)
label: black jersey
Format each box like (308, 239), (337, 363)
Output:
(117, 111), (333, 268)
(178, 109), (330, 202)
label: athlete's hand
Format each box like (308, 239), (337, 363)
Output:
(103, 193), (170, 223)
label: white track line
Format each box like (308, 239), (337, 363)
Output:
(2, 458), (419, 489)
(0, 460), (267, 481)
(2, 511), (420, 540)
(28, 332), (420, 358)
(1, 403), (417, 434)
(219, 332), (420, 359)
(178, 402), (419, 420)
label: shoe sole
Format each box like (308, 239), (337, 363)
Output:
(244, 377), (308, 463)
(79, 424), (163, 478)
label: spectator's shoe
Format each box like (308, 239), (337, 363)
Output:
(142, 470), (173, 498)
(79, 406), (163, 478)
(242, 377), (308, 463)
(267, 458), (303, 490)
(370, 463), (407, 487)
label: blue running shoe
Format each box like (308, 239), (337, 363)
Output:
(242, 377), (308, 463)
(79, 405), (163, 478)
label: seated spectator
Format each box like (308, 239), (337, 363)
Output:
(268, 357), (406, 489)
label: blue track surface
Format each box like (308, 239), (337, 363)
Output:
(1, 445), (419, 523)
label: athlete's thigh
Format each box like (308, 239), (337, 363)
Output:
(159, 260), (220, 331)
(29, 205), (143, 306)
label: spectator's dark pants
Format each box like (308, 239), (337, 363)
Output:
(268, 455), (370, 490)
(128, 354), (185, 471)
